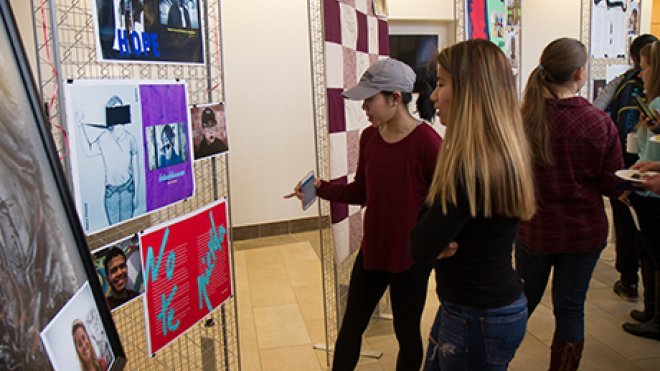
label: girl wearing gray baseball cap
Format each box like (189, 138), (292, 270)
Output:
(410, 39), (536, 370)
(286, 58), (441, 370)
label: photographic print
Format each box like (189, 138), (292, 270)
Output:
(92, 0), (204, 64)
(191, 102), (229, 160)
(41, 283), (115, 371)
(92, 235), (144, 311)
(0, 1), (125, 369)
(66, 80), (195, 235)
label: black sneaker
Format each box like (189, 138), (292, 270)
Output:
(613, 280), (639, 302)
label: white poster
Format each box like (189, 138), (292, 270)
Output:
(591, 0), (640, 59)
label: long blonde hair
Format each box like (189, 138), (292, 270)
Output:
(522, 38), (587, 166)
(641, 41), (660, 101)
(426, 39), (536, 220)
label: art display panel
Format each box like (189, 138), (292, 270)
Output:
(65, 79), (195, 235)
(465, 0), (521, 75)
(190, 102), (229, 160)
(91, 0), (205, 64)
(0, 1), (125, 369)
(140, 199), (233, 355)
(590, 0), (640, 59)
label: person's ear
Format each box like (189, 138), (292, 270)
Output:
(574, 65), (586, 83)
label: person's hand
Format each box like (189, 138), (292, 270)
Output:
(631, 161), (660, 172)
(640, 173), (660, 194)
(619, 190), (632, 205)
(283, 180), (304, 201)
(436, 242), (458, 260)
(639, 109), (660, 131)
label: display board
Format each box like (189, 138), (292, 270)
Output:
(0, 1), (125, 369)
(65, 79), (195, 235)
(31, 0), (238, 369)
(584, 0), (641, 101)
(461, 0), (522, 86)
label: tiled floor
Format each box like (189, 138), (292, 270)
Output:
(233, 231), (660, 370)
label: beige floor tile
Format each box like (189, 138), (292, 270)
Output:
(253, 304), (311, 349)
(526, 303), (555, 343)
(235, 235), (300, 251)
(305, 318), (327, 344)
(587, 287), (639, 321)
(294, 285), (325, 321)
(579, 335), (644, 371)
(634, 357), (660, 371)
(315, 348), (331, 370)
(260, 345), (321, 371)
(585, 308), (660, 360)
(509, 333), (550, 370)
(249, 279), (298, 308)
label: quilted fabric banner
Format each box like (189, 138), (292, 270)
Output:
(323, 0), (389, 264)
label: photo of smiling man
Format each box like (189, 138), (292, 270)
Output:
(91, 235), (144, 311)
(103, 247), (139, 310)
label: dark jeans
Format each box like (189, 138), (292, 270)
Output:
(332, 251), (432, 371)
(514, 242), (601, 342)
(630, 193), (660, 266)
(609, 197), (640, 286)
(423, 294), (528, 371)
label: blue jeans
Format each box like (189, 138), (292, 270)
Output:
(423, 294), (528, 371)
(514, 241), (601, 342)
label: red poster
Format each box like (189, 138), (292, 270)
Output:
(140, 199), (232, 355)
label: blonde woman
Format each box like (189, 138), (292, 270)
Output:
(516, 38), (623, 370)
(623, 41), (660, 340)
(72, 320), (106, 371)
(410, 39), (535, 370)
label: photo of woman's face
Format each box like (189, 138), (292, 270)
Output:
(74, 326), (93, 363)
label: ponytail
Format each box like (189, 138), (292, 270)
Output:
(414, 78), (435, 122)
(521, 67), (553, 166)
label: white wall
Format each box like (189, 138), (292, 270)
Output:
(221, 0), (317, 226)
(9, 0), (37, 74)
(388, 0), (453, 20)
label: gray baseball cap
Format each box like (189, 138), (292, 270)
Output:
(342, 58), (416, 101)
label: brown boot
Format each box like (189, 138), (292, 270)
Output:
(548, 336), (584, 371)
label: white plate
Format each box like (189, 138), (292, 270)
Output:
(649, 135), (660, 143)
(615, 169), (658, 182)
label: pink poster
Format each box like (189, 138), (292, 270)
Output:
(140, 199), (232, 355)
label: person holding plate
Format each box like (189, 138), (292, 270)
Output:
(622, 41), (660, 340)
(516, 38), (623, 370)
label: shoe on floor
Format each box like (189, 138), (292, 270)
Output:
(614, 280), (639, 302)
(631, 309), (654, 322)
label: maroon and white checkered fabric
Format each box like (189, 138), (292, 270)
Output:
(323, 0), (389, 263)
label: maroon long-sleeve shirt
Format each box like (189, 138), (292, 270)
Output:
(519, 97), (623, 253)
(318, 123), (441, 273)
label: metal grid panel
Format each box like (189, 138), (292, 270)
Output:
(30, 0), (240, 369)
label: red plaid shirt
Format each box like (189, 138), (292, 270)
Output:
(519, 97), (623, 253)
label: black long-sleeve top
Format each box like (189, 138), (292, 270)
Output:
(409, 188), (523, 309)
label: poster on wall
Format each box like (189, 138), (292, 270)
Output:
(92, 0), (205, 64)
(65, 80), (195, 235)
(465, 0), (522, 75)
(92, 235), (144, 311)
(40, 283), (116, 371)
(191, 102), (229, 160)
(591, 0), (640, 59)
(140, 199), (233, 355)
(0, 1), (125, 369)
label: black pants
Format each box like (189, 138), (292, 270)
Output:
(332, 251), (432, 371)
(630, 194), (660, 311)
(609, 197), (640, 286)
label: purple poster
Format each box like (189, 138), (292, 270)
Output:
(140, 84), (194, 210)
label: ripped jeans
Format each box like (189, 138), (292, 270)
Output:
(423, 294), (527, 370)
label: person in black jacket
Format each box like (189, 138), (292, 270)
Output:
(410, 39), (536, 370)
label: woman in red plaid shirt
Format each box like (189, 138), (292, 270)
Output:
(516, 38), (624, 371)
